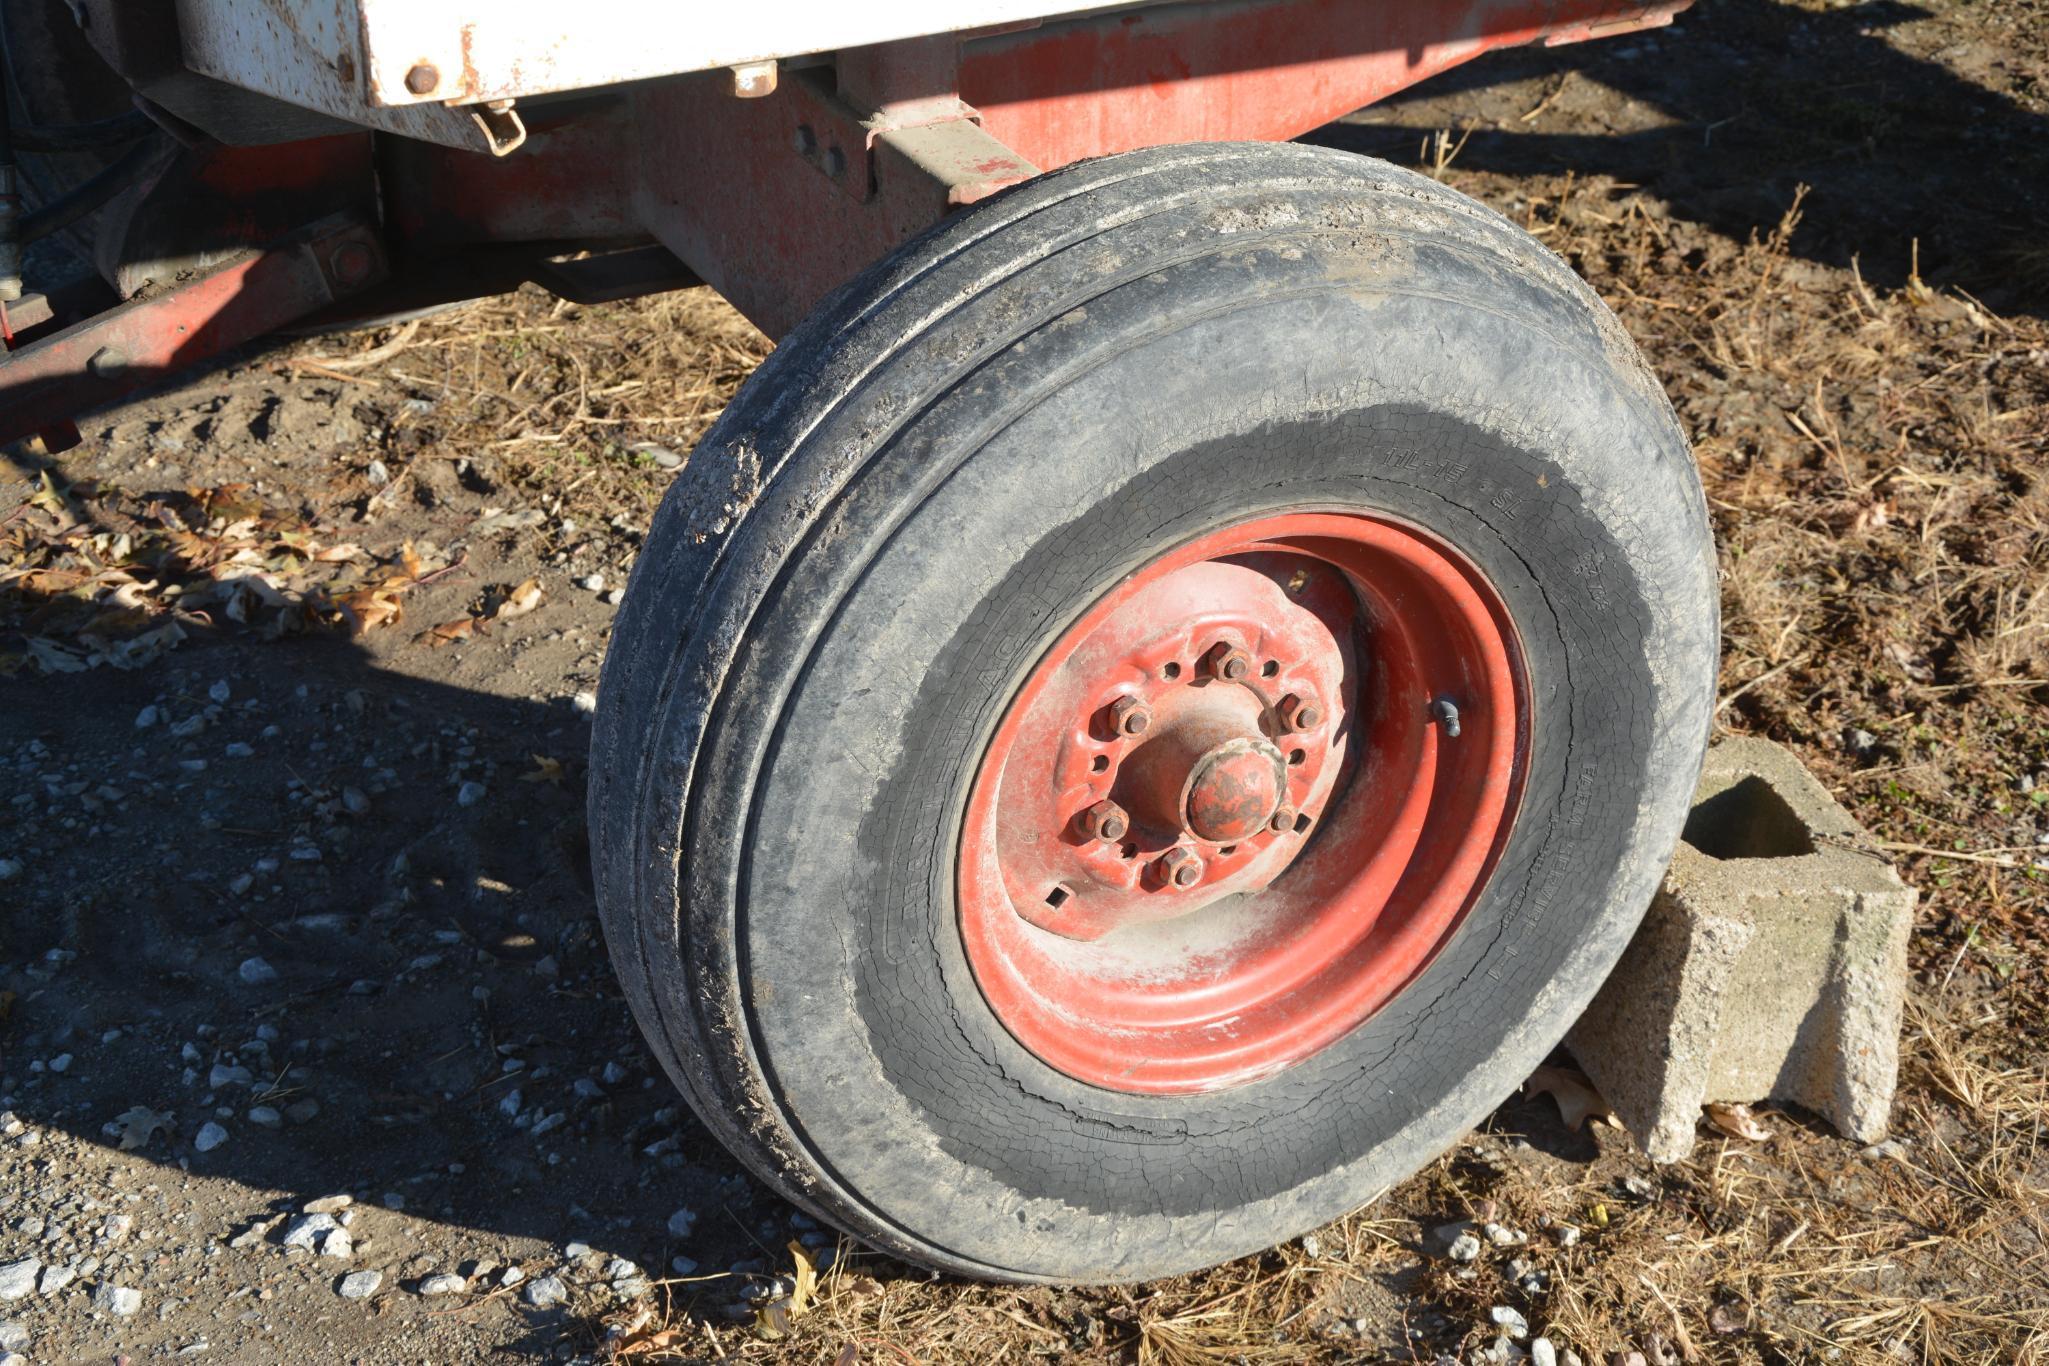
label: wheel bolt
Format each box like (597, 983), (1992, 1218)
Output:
(1155, 846), (1204, 889)
(1202, 641), (1253, 682)
(1270, 803), (1299, 834)
(1108, 696), (1153, 737)
(1279, 694), (1322, 732)
(1079, 799), (1129, 843)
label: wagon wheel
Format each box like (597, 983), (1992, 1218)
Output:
(590, 143), (1717, 1283)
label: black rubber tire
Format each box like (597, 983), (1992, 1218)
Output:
(590, 142), (1717, 1284)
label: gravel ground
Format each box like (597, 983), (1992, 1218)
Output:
(0, 312), (806, 1360)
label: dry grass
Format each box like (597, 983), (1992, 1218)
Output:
(294, 286), (772, 535)
(472, 189), (2042, 1360)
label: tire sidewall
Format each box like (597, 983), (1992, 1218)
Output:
(723, 252), (1712, 1279)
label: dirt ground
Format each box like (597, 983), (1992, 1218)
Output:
(3, 0), (2046, 1361)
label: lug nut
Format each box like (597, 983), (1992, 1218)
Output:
(1202, 641), (1253, 682)
(1079, 799), (1129, 843)
(1155, 846), (1204, 889)
(1108, 696), (1153, 737)
(1269, 804), (1299, 834)
(1278, 694), (1322, 732)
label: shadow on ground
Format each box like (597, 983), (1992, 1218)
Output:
(1312, 0), (2049, 316)
(3, 622), (802, 1358)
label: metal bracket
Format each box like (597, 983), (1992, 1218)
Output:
(874, 119), (1038, 213)
(782, 45), (1038, 212)
(1544, 0), (1692, 45)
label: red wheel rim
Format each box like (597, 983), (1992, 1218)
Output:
(957, 511), (1529, 1094)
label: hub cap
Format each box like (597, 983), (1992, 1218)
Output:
(958, 512), (1529, 1093)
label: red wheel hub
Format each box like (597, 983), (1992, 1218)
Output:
(958, 512), (1528, 1093)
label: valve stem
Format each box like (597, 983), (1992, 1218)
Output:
(1428, 697), (1461, 738)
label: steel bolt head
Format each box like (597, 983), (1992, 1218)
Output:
(1108, 696), (1152, 737)
(1203, 641), (1252, 682)
(1156, 846), (1204, 889)
(328, 241), (375, 288)
(1279, 694), (1322, 733)
(1269, 804), (1299, 834)
(403, 62), (440, 96)
(1080, 800), (1129, 844)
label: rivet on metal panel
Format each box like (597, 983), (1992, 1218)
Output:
(729, 61), (778, 99)
(404, 62), (441, 97)
(327, 242), (375, 288)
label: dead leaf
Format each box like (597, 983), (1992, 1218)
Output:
(490, 577), (544, 620)
(114, 1105), (173, 1151)
(755, 1302), (792, 1340)
(27, 470), (70, 517)
(520, 754), (564, 786)
(415, 617), (475, 648)
(190, 484), (266, 523)
(335, 588), (404, 634)
(213, 572), (287, 624)
(786, 1240), (817, 1318)
(92, 620), (187, 669)
(1703, 1101), (1772, 1142)
(1525, 1064), (1618, 1131)
(1884, 640), (1934, 683)
(470, 507), (546, 535)
(400, 540), (424, 582)
(1709, 1300), (1750, 1335)
(611, 1328), (688, 1357)
(752, 1240), (820, 1340)
(25, 637), (88, 672)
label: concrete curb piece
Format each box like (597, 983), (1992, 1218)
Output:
(1566, 737), (1915, 1163)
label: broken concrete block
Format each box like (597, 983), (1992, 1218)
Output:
(1567, 737), (1914, 1163)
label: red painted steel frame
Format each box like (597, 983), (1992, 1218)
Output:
(961, 0), (1681, 170)
(0, 219), (386, 446)
(0, 0), (1687, 434)
(624, 0), (1689, 334)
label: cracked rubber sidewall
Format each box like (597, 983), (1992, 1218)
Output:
(591, 144), (1717, 1284)
(737, 300), (1702, 1280)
